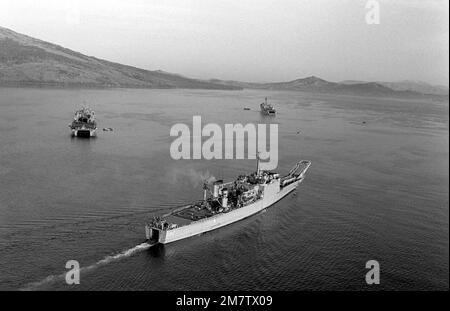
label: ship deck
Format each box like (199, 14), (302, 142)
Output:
(164, 204), (216, 226)
(164, 214), (193, 226)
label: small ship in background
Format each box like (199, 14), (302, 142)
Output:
(69, 107), (97, 137)
(260, 97), (276, 115)
(146, 156), (311, 244)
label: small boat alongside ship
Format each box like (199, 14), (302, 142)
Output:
(145, 156), (311, 244)
(260, 97), (276, 115)
(69, 107), (97, 137)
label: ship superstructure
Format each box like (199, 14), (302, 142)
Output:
(146, 157), (311, 244)
(260, 97), (276, 115)
(69, 107), (97, 137)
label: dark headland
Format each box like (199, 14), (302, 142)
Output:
(0, 26), (241, 90)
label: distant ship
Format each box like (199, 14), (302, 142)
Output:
(69, 107), (97, 137)
(145, 156), (311, 244)
(260, 97), (276, 115)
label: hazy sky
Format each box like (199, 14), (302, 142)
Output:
(1, 0), (448, 85)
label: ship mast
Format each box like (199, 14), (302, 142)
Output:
(203, 182), (208, 201)
(256, 152), (260, 176)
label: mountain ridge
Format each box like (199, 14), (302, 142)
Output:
(0, 26), (241, 90)
(0, 26), (448, 100)
(340, 79), (449, 96)
(207, 76), (443, 98)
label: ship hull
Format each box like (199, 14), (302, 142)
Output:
(72, 128), (96, 137)
(146, 178), (302, 244)
(261, 110), (275, 116)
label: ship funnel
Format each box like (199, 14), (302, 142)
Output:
(213, 180), (223, 198)
(203, 182), (208, 201)
(222, 188), (228, 208)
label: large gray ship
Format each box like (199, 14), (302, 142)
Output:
(146, 157), (311, 244)
(69, 107), (97, 137)
(260, 97), (276, 115)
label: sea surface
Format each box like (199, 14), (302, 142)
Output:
(0, 87), (448, 290)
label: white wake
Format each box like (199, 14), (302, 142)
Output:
(21, 242), (153, 290)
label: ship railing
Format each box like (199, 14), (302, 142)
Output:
(283, 160), (311, 178)
(147, 221), (174, 231)
(280, 161), (311, 187)
(153, 194), (264, 229)
(70, 121), (97, 129)
(162, 204), (192, 217)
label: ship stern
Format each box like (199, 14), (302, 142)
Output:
(145, 224), (167, 244)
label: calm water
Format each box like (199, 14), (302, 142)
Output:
(0, 87), (448, 290)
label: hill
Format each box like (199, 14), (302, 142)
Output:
(1, 26), (447, 100)
(208, 76), (426, 98)
(340, 80), (449, 96)
(0, 26), (241, 90)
